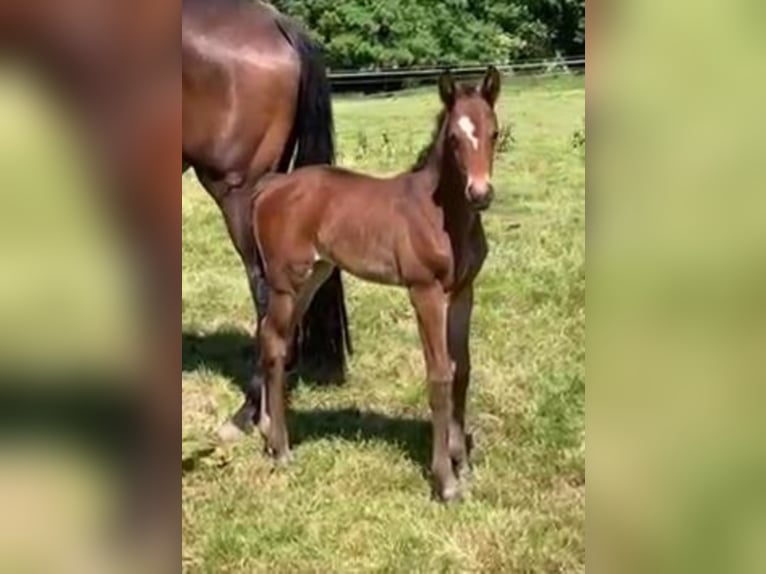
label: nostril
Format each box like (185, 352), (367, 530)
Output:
(471, 185), (492, 201)
(466, 178), (494, 204)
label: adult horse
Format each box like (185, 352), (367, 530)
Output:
(0, 0), (179, 569)
(182, 0), (351, 435)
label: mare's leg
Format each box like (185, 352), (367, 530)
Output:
(196, 171), (265, 438)
(196, 170), (267, 316)
(218, 188), (268, 437)
(447, 284), (474, 478)
(409, 284), (459, 501)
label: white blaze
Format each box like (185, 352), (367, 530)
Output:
(457, 115), (479, 150)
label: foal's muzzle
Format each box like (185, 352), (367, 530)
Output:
(467, 182), (495, 211)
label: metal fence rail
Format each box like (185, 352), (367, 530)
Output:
(328, 55), (584, 91)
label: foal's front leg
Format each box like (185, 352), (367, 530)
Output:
(410, 283), (460, 501)
(447, 285), (474, 478)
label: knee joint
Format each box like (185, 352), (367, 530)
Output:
(428, 379), (452, 410)
(260, 318), (288, 366)
(428, 362), (454, 385)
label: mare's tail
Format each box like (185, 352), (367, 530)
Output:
(276, 16), (352, 382)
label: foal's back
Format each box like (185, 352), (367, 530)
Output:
(253, 165), (449, 286)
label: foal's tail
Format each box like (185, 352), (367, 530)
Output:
(275, 15), (352, 382)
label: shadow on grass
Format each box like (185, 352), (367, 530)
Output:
(182, 329), (253, 393)
(181, 407), (432, 477)
(182, 330), (430, 472)
(182, 329), (347, 394)
(290, 407), (431, 472)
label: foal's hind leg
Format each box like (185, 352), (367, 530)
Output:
(294, 262), (336, 323)
(259, 262), (335, 463)
(447, 285), (475, 478)
(410, 284), (460, 502)
(259, 290), (294, 463)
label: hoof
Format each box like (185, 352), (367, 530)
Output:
(274, 450), (292, 467)
(264, 445), (292, 467)
(434, 474), (462, 503)
(217, 419), (251, 443)
(437, 481), (462, 503)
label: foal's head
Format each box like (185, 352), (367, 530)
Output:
(438, 66), (502, 210)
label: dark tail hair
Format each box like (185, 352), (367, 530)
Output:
(275, 16), (352, 382)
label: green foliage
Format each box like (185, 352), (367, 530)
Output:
(271, 0), (584, 69)
(497, 123), (516, 155)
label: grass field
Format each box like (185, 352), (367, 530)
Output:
(182, 76), (585, 573)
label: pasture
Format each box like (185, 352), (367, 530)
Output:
(182, 76), (585, 572)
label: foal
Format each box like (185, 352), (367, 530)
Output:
(252, 67), (501, 500)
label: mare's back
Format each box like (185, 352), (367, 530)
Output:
(183, 0), (287, 59)
(182, 0), (298, 166)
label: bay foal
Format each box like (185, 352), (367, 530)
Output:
(253, 67), (501, 500)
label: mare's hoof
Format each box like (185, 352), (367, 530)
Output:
(435, 476), (462, 503)
(452, 462), (471, 482)
(217, 400), (259, 443)
(274, 450), (293, 467)
(438, 483), (462, 503)
(217, 419), (252, 443)
(264, 447), (292, 468)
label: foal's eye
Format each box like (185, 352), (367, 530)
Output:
(448, 133), (459, 147)
(491, 130), (500, 142)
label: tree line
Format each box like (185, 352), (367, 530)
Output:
(271, 0), (585, 70)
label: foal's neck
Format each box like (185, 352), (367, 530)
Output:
(417, 116), (477, 236)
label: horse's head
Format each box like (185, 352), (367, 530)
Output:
(438, 66), (502, 211)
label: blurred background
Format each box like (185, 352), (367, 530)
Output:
(0, 62), (160, 574)
(0, 0), (178, 571)
(589, 0), (766, 572)
(0, 65), (142, 381)
(5, 0), (766, 572)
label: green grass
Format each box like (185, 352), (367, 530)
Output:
(182, 76), (585, 573)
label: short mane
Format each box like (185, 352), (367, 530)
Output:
(410, 109), (447, 172)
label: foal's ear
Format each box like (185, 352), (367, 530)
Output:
(438, 70), (456, 108)
(481, 65), (501, 107)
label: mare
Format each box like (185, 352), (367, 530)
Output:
(182, 0), (351, 436)
(252, 67), (502, 501)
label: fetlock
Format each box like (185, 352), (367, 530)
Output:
(432, 460), (460, 502)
